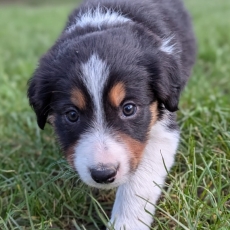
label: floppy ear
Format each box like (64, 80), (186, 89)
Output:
(27, 70), (52, 130)
(145, 50), (182, 112)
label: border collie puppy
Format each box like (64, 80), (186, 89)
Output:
(28, 0), (196, 228)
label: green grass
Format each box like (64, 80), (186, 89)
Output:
(0, 0), (229, 229)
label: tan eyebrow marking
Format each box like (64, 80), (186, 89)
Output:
(109, 82), (126, 107)
(71, 88), (86, 110)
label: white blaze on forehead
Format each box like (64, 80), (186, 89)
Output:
(75, 54), (131, 189)
(67, 6), (131, 33)
(80, 54), (109, 125)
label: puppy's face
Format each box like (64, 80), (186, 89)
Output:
(50, 53), (157, 189)
(28, 26), (181, 189)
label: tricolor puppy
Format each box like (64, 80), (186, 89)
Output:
(28, 0), (196, 229)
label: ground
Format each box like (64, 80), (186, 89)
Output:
(0, 0), (229, 229)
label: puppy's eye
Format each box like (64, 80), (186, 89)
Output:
(65, 110), (79, 122)
(122, 103), (137, 117)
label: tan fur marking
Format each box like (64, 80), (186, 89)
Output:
(47, 114), (55, 126)
(65, 144), (76, 168)
(71, 88), (86, 110)
(150, 102), (158, 127)
(109, 82), (126, 107)
(118, 133), (146, 170)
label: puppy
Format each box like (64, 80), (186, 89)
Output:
(28, 0), (196, 229)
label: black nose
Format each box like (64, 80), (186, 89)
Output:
(90, 165), (117, 184)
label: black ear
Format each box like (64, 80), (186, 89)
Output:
(27, 70), (52, 130)
(145, 50), (182, 112)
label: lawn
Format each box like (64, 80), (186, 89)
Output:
(0, 0), (229, 229)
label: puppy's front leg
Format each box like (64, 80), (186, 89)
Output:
(110, 174), (161, 230)
(109, 121), (180, 230)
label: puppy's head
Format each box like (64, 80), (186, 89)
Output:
(28, 25), (181, 189)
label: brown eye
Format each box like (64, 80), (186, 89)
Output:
(66, 110), (79, 122)
(122, 103), (136, 117)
